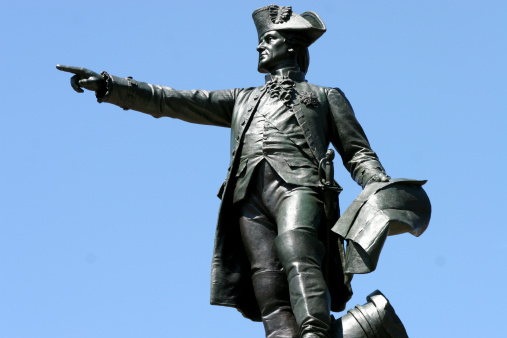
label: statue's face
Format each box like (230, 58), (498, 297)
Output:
(257, 30), (291, 73)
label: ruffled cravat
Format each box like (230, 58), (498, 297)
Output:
(265, 76), (295, 107)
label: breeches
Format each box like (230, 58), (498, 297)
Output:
(237, 160), (325, 273)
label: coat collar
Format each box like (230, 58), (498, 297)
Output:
(264, 67), (306, 83)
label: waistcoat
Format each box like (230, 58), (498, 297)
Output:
(233, 71), (319, 203)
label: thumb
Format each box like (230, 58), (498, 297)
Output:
(78, 78), (103, 91)
(78, 79), (92, 87)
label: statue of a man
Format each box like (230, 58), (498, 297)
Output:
(58, 5), (390, 338)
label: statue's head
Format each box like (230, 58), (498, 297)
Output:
(252, 5), (326, 74)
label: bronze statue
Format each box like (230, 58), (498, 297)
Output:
(58, 5), (430, 338)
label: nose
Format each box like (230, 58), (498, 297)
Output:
(256, 41), (265, 52)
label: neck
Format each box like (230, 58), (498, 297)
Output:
(269, 61), (300, 74)
(265, 65), (306, 83)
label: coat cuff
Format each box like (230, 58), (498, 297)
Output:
(96, 72), (138, 110)
(353, 160), (387, 188)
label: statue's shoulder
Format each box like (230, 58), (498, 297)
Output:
(300, 81), (338, 93)
(233, 87), (260, 105)
(310, 83), (351, 103)
(297, 81), (335, 103)
(297, 82), (353, 111)
(303, 82), (345, 96)
(236, 86), (259, 98)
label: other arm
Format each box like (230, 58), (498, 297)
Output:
(327, 88), (390, 187)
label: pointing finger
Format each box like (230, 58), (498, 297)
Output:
(71, 74), (84, 93)
(56, 64), (88, 76)
(57, 64), (79, 74)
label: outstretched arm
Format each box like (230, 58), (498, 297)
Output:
(57, 65), (237, 128)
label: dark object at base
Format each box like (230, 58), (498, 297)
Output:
(332, 290), (408, 338)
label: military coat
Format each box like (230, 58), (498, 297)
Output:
(98, 69), (386, 321)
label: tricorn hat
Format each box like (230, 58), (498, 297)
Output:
(252, 5), (326, 47)
(332, 178), (431, 274)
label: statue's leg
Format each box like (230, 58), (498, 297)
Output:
(251, 270), (300, 338)
(275, 230), (331, 338)
(239, 202), (300, 338)
(240, 162), (330, 337)
(273, 187), (332, 338)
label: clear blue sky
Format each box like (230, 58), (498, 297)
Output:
(1, 1), (505, 337)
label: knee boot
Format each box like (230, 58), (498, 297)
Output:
(275, 230), (331, 338)
(251, 270), (300, 338)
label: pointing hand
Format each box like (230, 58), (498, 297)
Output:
(56, 65), (106, 93)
